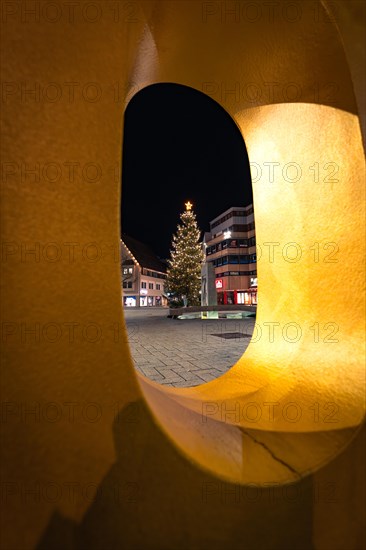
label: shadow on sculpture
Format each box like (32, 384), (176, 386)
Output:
(37, 401), (314, 550)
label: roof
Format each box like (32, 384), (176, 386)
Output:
(121, 234), (167, 273)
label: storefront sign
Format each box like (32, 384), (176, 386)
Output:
(215, 279), (223, 289)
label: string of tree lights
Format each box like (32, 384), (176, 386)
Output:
(166, 201), (205, 306)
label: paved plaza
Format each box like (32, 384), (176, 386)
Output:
(123, 307), (255, 387)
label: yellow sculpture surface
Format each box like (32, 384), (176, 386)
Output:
(1, 1), (364, 549)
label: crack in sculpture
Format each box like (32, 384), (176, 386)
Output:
(242, 429), (301, 479)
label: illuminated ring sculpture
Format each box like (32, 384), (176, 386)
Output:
(129, 1), (365, 486)
(2, 1), (364, 548)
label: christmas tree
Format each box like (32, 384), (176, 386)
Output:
(166, 201), (204, 306)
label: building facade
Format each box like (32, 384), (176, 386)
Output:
(203, 205), (257, 305)
(121, 235), (167, 307)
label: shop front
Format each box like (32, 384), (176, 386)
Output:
(139, 293), (164, 307)
(236, 288), (257, 305)
(140, 288), (148, 306)
(124, 294), (166, 307)
(217, 288), (257, 306)
(124, 296), (137, 307)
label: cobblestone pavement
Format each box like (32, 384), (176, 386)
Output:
(123, 307), (255, 388)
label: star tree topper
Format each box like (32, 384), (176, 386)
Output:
(185, 200), (193, 211)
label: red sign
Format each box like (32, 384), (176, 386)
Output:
(215, 279), (223, 289)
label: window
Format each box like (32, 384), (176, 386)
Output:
(227, 222), (255, 232)
(123, 282), (133, 289)
(141, 282), (147, 288)
(210, 209), (247, 230)
(149, 283), (154, 289)
(217, 270), (255, 277)
(156, 284), (161, 290)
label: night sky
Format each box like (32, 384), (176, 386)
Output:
(121, 83), (253, 259)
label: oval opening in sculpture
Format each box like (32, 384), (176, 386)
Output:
(121, 83), (256, 388)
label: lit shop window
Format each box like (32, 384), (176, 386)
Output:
(124, 296), (136, 307)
